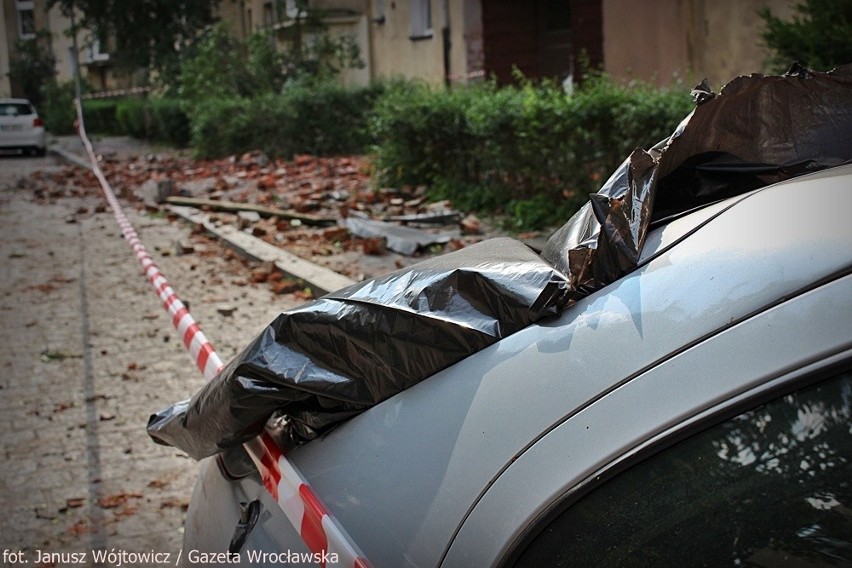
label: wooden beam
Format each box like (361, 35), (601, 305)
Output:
(169, 205), (355, 296)
(163, 196), (336, 227)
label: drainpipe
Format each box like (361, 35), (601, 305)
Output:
(68, 1), (82, 101)
(442, 0), (451, 87)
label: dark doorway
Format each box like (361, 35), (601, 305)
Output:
(538, 0), (574, 81)
(481, 0), (601, 85)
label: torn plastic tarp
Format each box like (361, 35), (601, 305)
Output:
(542, 63), (852, 295)
(149, 64), (852, 459)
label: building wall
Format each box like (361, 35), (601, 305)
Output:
(329, 12), (372, 87)
(1, 0), (12, 96)
(215, 0), (596, 88)
(602, 0), (795, 88)
(212, 0), (482, 88)
(221, 0), (372, 87)
(216, 0), (243, 38)
(367, 0), (447, 85)
(1, 0), (121, 96)
(46, 3), (79, 85)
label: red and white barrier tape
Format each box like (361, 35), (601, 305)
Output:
(73, 99), (370, 567)
(73, 107), (220, 380)
(80, 86), (152, 100)
(245, 433), (369, 568)
(446, 69), (486, 82)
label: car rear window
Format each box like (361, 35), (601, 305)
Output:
(0, 103), (34, 117)
(514, 369), (852, 567)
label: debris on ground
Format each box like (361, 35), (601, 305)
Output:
(344, 213), (455, 255)
(33, 148), (523, 284)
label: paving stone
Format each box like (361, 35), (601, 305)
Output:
(0, 166), (300, 561)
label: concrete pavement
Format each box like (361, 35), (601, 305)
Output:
(0, 155), (300, 564)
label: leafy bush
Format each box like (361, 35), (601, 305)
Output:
(82, 100), (122, 135)
(189, 97), (255, 158)
(40, 81), (78, 135)
(369, 81), (480, 188)
(115, 100), (148, 139)
(759, 0), (852, 72)
(190, 82), (384, 159)
(370, 75), (693, 230)
(178, 25), (249, 107)
(8, 32), (56, 108)
(114, 99), (191, 146)
(179, 22), (364, 111)
(149, 99), (191, 147)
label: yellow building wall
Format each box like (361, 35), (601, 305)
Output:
(602, 0), (796, 89)
(45, 4), (79, 85)
(1, 0), (11, 96)
(215, 0), (481, 88)
(368, 0), (447, 85)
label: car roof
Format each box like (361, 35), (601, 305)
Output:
(286, 164), (852, 567)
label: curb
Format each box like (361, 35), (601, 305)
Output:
(49, 145), (92, 170)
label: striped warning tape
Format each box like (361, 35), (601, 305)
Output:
(446, 69), (486, 82)
(245, 433), (369, 568)
(80, 86), (151, 100)
(72, 98), (371, 567)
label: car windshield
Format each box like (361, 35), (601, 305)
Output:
(0, 103), (33, 117)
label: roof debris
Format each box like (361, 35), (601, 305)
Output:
(43, 150), (504, 283)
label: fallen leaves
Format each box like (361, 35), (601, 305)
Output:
(159, 497), (189, 511)
(40, 349), (82, 362)
(66, 497), (86, 509)
(97, 491), (143, 509)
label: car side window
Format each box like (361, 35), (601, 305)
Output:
(513, 370), (852, 567)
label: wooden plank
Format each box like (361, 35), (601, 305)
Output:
(164, 196), (335, 227)
(169, 205), (356, 296)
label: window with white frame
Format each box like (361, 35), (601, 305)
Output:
(263, 1), (275, 27)
(17, 0), (36, 39)
(373, 0), (386, 22)
(87, 39), (109, 63)
(410, 0), (432, 39)
(284, 0), (307, 19)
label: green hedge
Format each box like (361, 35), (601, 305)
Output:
(82, 100), (122, 135)
(44, 74), (694, 231)
(188, 82), (385, 159)
(40, 81), (77, 135)
(369, 77), (693, 229)
(115, 99), (191, 147)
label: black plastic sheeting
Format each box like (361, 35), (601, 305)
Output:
(149, 64), (852, 460)
(150, 238), (570, 459)
(542, 62), (852, 298)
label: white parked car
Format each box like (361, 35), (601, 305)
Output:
(0, 98), (47, 156)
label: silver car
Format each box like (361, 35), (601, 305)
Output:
(0, 98), (47, 156)
(183, 164), (852, 567)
